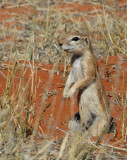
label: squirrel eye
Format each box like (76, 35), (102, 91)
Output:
(71, 36), (80, 41)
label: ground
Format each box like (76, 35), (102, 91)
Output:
(0, 0), (127, 159)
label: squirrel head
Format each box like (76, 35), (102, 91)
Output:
(58, 32), (91, 55)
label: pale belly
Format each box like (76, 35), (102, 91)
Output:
(79, 82), (103, 116)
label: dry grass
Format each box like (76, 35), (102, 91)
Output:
(0, 0), (127, 159)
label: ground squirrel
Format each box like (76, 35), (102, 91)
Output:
(58, 32), (114, 138)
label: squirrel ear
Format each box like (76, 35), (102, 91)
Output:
(84, 37), (89, 45)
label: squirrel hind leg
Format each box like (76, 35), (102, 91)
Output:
(68, 112), (80, 132)
(68, 112), (96, 133)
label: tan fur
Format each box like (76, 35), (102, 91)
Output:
(58, 32), (111, 138)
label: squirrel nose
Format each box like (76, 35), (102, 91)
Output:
(59, 43), (63, 47)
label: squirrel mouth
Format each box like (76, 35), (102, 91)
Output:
(64, 49), (71, 52)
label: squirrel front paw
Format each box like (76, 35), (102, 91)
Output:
(63, 88), (76, 99)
